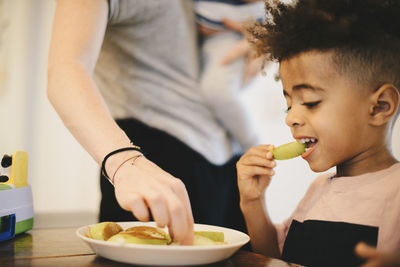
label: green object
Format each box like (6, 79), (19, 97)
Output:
(0, 184), (12, 191)
(194, 231), (224, 242)
(272, 141), (306, 160)
(88, 222), (123, 241)
(15, 218), (34, 235)
(107, 232), (171, 245)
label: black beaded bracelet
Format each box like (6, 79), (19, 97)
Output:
(101, 146), (144, 185)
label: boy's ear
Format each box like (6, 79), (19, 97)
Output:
(368, 84), (399, 126)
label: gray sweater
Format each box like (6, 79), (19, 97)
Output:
(94, 0), (234, 164)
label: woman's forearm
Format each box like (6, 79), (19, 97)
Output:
(47, 0), (140, 175)
(47, 61), (132, 165)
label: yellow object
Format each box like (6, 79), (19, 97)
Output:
(194, 231), (225, 242)
(272, 141), (306, 160)
(87, 222), (228, 246)
(88, 222), (123, 241)
(7, 151), (28, 188)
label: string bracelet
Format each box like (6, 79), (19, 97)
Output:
(101, 146), (144, 185)
(111, 154), (143, 184)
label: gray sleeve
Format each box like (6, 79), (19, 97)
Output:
(108, 0), (147, 25)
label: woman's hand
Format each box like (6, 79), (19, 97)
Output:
(355, 242), (400, 267)
(236, 145), (276, 206)
(111, 155), (194, 245)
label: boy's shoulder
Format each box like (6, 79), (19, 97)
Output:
(307, 162), (400, 193)
(308, 172), (334, 189)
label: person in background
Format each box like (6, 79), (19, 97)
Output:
(236, 0), (400, 266)
(195, 0), (264, 153)
(47, 0), (258, 245)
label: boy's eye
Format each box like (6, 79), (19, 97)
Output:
(285, 101), (320, 113)
(302, 101), (321, 109)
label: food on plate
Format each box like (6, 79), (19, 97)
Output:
(86, 222), (227, 246)
(88, 221), (123, 241)
(193, 231), (226, 246)
(195, 231), (224, 243)
(272, 141), (306, 160)
(108, 226), (172, 245)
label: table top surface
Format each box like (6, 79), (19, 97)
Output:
(0, 227), (298, 267)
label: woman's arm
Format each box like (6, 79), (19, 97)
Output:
(47, 0), (194, 244)
(48, 0), (126, 164)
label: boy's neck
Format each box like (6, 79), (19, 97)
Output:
(336, 150), (398, 177)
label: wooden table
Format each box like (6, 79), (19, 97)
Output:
(0, 227), (296, 267)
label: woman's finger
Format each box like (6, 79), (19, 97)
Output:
(116, 192), (150, 221)
(113, 157), (195, 244)
(167, 178), (194, 245)
(145, 189), (170, 228)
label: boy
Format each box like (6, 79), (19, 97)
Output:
(237, 0), (400, 266)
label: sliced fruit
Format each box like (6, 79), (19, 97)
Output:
(194, 231), (224, 242)
(193, 231), (226, 246)
(88, 222), (123, 241)
(108, 226), (171, 245)
(272, 141), (306, 160)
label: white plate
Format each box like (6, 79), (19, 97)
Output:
(76, 221), (250, 266)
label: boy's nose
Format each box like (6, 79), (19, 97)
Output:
(285, 107), (304, 128)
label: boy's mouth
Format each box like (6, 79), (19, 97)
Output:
(298, 138), (318, 157)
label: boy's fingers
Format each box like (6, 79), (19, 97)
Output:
(247, 145), (274, 155)
(240, 154), (275, 168)
(256, 144), (275, 151)
(240, 166), (275, 178)
(355, 242), (378, 259)
(258, 175), (273, 188)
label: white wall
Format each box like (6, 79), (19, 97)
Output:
(0, 0), (99, 217)
(1, 1), (399, 224)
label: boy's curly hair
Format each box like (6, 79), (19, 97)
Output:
(248, 0), (400, 89)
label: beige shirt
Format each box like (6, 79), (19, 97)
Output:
(276, 162), (400, 253)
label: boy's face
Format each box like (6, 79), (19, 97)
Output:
(279, 51), (373, 173)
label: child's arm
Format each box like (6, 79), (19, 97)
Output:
(355, 243), (400, 267)
(236, 145), (281, 258)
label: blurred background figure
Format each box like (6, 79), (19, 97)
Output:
(195, 0), (265, 153)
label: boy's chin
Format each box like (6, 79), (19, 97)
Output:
(308, 162), (332, 173)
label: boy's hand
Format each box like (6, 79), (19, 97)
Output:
(236, 145), (276, 205)
(355, 242), (400, 267)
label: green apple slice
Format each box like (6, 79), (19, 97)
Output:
(108, 226), (171, 245)
(193, 231), (226, 246)
(194, 231), (224, 242)
(88, 222), (123, 241)
(272, 141), (306, 160)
